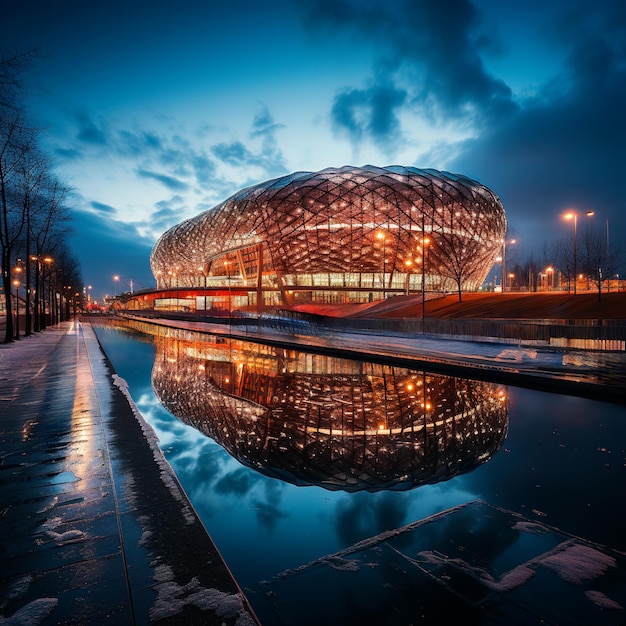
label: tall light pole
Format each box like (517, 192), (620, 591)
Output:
(564, 211), (593, 295)
(113, 275), (120, 298)
(13, 277), (20, 339)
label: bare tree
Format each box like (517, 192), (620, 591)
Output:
(553, 236), (575, 293)
(0, 110), (36, 342)
(428, 202), (504, 302)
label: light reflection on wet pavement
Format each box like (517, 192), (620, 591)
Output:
(0, 321), (257, 625)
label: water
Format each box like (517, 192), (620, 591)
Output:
(92, 323), (626, 623)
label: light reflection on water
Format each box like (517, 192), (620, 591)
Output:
(93, 323), (626, 592)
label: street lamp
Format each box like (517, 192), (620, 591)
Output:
(113, 275), (120, 298)
(564, 211), (593, 295)
(12, 277), (20, 339)
(501, 238), (516, 292)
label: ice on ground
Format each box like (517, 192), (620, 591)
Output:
(112, 374), (197, 525)
(149, 577), (255, 625)
(585, 590), (623, 610)
(0, 598), (58, 625)
(38, 517), (85, 545)
(321, 556), (360, 572)
(539, 542), (617, 584)
(513, 521), (549, 535)
(416, 551), (535, 593)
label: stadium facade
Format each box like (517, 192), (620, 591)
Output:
(149, 165), (506, 313)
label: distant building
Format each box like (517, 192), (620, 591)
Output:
(150, 165), (506, 312)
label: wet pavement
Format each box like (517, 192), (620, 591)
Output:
(0, 321), (258, 625)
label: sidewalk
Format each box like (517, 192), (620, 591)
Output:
(0, 321), (258, 625)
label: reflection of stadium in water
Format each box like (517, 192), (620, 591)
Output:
(152, 335), (508, 493)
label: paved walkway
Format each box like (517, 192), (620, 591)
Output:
(0, 321), (258, 625)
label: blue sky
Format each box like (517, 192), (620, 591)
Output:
(3, 0), (625, 300)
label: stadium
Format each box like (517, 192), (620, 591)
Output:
(149, 165), (506, 313)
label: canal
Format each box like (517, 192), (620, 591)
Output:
(92, 321), (626, 625)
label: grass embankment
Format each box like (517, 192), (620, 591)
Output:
(294, 292), (626, 320)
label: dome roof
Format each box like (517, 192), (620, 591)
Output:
(150, 165), (506, 294)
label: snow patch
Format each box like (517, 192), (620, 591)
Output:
(321, 556), (360, 572)
(0, 577), (32, 609)
(539, 542), (616, 584)
(585, 590), (623, 611)
(0, 598), (58, 625)
(513, 521), (549, 535)
(416, 550), (535, 593)
(149, 577), (255, 625)
(38, 517), (85, 545)
(112, 374), (196, 525)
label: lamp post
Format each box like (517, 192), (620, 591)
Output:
(13, 264), (23, 338)
(41, 257), (53, 329)
(13, 277), (20, 339)
(564, 211), (593, 295)
(113, 275), (120, 298)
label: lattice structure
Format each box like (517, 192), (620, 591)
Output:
(150, 165), (506, 309)
(151, 334), (509, 493)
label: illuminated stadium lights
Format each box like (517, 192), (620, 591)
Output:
(150, 165), (507, 311)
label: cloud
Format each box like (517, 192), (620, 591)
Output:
(447, 3), (626, 252)
(74, 111), (108, 145)
(90, 201), (117, 214)
(331, 83), (407, 152)
(135, 168), (190, 191)
(117, 129), (164, 156)
(210, 106), (288, 180)
(309, 0), (517, 149)
(212, 141), (252, 166)
(68, 207), (155, 296)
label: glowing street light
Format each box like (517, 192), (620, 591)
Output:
(564, 211), (593, 294)
(113, 275), (120, 297)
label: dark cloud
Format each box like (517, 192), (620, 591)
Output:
(135, 168), (190, 191)
(117, 129), (164, 156)
(311, 0), (516, 148)
(250, 106), (285, 139)
(90, 201), (116, 214)
(214, 467), (258, 496)
(55, 147), (83, 161)
(68, 208), (155, 297)
(74, 111), (108, 145)
(210, 107), (287, 179)
(334, 492), (409, 546)
(331, 83), (407, 150)
(448, 4), (626, 255)
(212, 141), (252, 166)
(149, 196), (186, 232)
